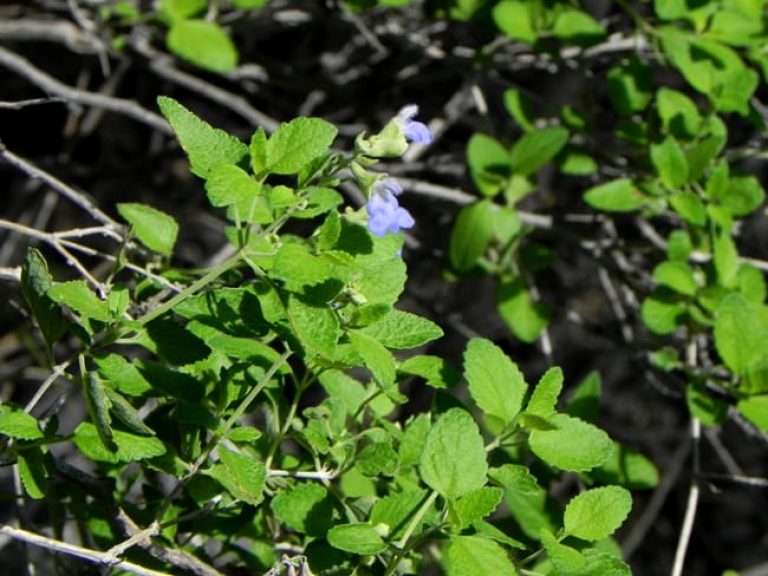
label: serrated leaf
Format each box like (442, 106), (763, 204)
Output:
(464, 338), (527, 425)
(493, 1), (536, 42)
(286, 296), (340, 359)
(399, 355), (459, 389)
(348, 330), (397, 392)
(564, 486), (632, 541)
(590, 442), (660, 489)
(451, 487), (503, 530)
(21, 249), (66, 347)
(651, 136), (689, 188)
(210, 446), (266, 505)
(48, 280), (110, 322)
(117, 203), (178, 256)
(318, 370), (367, 415)
(528, 413), (613, 471)
(102, 386), (153, 436)
(157, 96), (248, 178)
(566, 371), (601, 422)
(510, 127), (569, 176)
(370, 490), (428, 540)
(271, 483), (334, 536)
(420, 409), (487, 500)
(357, 442), (398, 477)
(17, 449), (48, 499)
(497, 278), (550, 343)
(93, 353), (152, 396)
(167, 19), (238, 73)
(327, 524), (387, 555)
(489, 464), (556, 539)
(445, 535), (518, 575)
(73, 422), (166, 463)
(266, 117), (337, 175)
(359, 309), (443, 349)
(204, 164), (271, 223)
(0, 405), (43, 440)
(526, 367), (563, 418)
(541, 529), (586, 573)
(584, 179), (646, 212)
(641, 288), (686, 335)
(669, 191), (707, 226)
(273, 243), (333, 290)
(399, 414), (431, 467)
(714, 294), (768, 374)
(449, 200), (496, 272)
(737, 395), (768, 431)
(83, 372), (117, 453)
(652, 261), (698, 296)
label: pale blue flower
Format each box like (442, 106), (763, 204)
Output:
(397, 105), (433, 144)
(366, 184), (414, 237)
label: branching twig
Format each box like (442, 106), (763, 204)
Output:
(0, 524), (170, 576)
(0, 45), (171, 134)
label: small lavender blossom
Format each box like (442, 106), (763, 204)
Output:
(373, 177), (403, 197)
(366, 189), (415, 237)
(396, 105), (433, 144)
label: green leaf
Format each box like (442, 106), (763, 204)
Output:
(657, 88), (701, 138)
(449, 200), (496, 272)
(359, 309), (443, 349)
(686, 136), (725, 181)
(737, 395), (768, 431)
(510, 127), (569, 176)
(584, 179), (647, 212)
(564, 486), (632, 541)
(73, 422), (166, 463)
(21, 249), (66, 347)
(489, 464), (556, 539)
(714, 294), (768, 375)
(327, 524), (387, 555)
(83, 373), (117, 453)
(714, 231), (739, 287)
(231, 0), (267, 7)
(17, 449), (48, 499)
(399, 414), (431, 467)
(348, 330), (397, 391)
(497, 278), (550, 343)
(451, 487), (503, 530)
(0, 405), (43, 440)
(157, 96), (248, 178)
(273, 243), (334, 291)
(553, 9), (605, 45)
(669, 191), (707, 226)
(720, 176), (765, 217)
(467, 133), (511, 197)
(420, 408), (487, 500)
(370, 490), (428, 540)
(464, 338), (527, 425)
(103, 386), (153, 436)
(541, 529), (587, 573)
(667, 230), (693, 262)
(503, 89), (535, 131)
(48, 280), (110, 322)
(209, 446), (266, 505)
(117, 203), (179, 256)
(399, 355), (459, 389)
(526, 367), (563, 419)
(159, 0), (206, 19)
(93, 353), (152, 396)
(266, 117), (338, 175)
(286, 296), (340, 359)
(445, 535), (518, 576)
(227, 426), (262, 442)
(686, 382), (727, 426)
(652, 261), (698, 296)
(318, 370), (367, 415)
(271, 483), (334, 536)
(528, 414), (613, 471)
(204, 164), (271, 223)
(357, 442), (399, 477)
(566, 371), (601, 422)
(167, 19), (238, 73)
(590, 442), (660, 489)
(651, 137), (688, 188)
(641, 289), (686, 335)
(607, 57), (652, 115)
(737, 264), (767, 305)
(492, 0), (536, 43)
